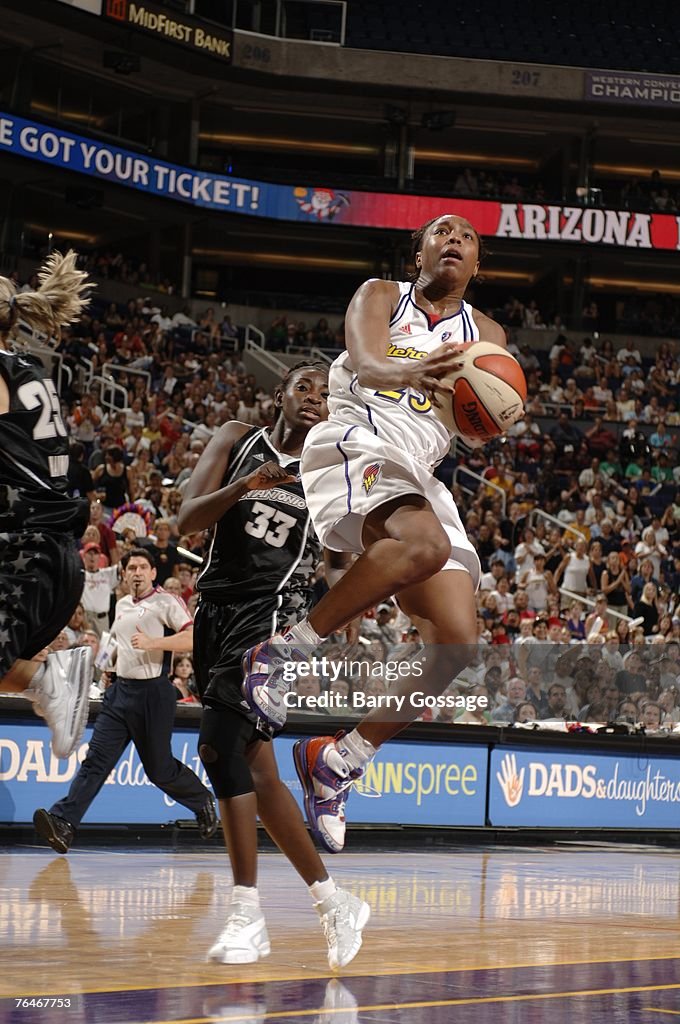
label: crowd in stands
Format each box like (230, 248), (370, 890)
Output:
(448, 168), (549, 205)
(266, 315), (345, 352)
(6, 265), (678, 734)
(78, 249), (178, 297)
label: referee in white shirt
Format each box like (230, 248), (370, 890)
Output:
(33, 548), (216, 853)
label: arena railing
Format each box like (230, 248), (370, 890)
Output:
(102, 362), (152, 393)
(528, 507), (588, 540)
(558, 586), (634, 626)
(284, 344), (334, 365)
(245, 324), (267, 348)
(90, 373), (130, 415)
(452, 465), (507, 517)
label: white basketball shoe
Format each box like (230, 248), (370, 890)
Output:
(25, 647), (92, 759)
(208, 903), (271, 964)
(316, 888), (370, 970)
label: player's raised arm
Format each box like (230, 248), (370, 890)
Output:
(346, 279), (465, 396)
(178, 421), (255, 533)
(345, 279), (400, 389)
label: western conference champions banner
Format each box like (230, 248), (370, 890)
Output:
(0, 721), (487, 826)
(489, 746), (680, 829)
(2, 110), (680, 251)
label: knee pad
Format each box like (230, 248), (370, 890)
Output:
(198, 709), (257, 799)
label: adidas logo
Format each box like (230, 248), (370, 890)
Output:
(252, 453), (265, 462)
(398, 324), (412, 334)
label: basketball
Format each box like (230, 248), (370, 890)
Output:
(433, 341), (528, 446)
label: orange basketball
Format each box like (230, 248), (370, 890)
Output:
(434, 341), (527, 447)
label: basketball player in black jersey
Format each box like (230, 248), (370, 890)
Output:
(179, 362), (369, 969)
(0, 252), (93, 758)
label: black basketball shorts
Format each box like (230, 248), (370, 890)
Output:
(193, 595), (282, 731)
(0, 531), (85, 676)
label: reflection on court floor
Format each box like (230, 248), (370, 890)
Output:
(1, 847), (679, 1023)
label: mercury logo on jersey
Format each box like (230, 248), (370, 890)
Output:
(386, 343), (428, 360)
(362, 463), (382, 494)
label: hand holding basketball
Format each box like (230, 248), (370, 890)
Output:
(431, 341), (527, 446)
(404, 342), (467, 407)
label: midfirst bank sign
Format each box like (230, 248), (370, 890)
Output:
(103, 0), (232, 61)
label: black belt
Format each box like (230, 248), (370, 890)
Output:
(116, 675), (169, 685)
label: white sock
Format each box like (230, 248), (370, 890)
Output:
(282, 618), (325, 647)
(309, 877), (337, 905)
(232, 885), (259, 907)
(337, 729), (377, 773)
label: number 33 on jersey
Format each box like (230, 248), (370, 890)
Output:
(196, 427), (321, 603)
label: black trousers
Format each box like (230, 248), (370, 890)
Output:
(50, 676), (210, 827)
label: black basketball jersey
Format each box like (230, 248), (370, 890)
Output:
(0, 350), (89, 534)
(196, 428), (321, 618)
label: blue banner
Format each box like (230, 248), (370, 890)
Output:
(0, 112), (289, 218)
(0, 720), (487, 827)
(1, 111), (679, 250)
(489, 746), (680, 828)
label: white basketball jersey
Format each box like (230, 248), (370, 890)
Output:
(327, 281), (480, 468)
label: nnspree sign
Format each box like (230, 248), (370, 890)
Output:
(0, 722), (487, 827)
(490, 747), (680, 828)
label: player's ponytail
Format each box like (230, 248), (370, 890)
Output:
(0, 250), (92, 344)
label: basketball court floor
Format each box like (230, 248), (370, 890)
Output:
(1, 844), (680, 1023)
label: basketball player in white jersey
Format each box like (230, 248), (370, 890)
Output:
(243, 214), (506, 853)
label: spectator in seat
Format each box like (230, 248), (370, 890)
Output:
(540, 683), (569, 721)
(555, 537), (591, 597)
(601, 551), (632, 613)
(513, 701), (537, 724)
(615, 651), (646, 695)
(641, 701), (663, 733)
(524, 665), (549, 717)
(140, 519), (181, 586)
(514, 527), (544, 574)
(649, 419), (674, 452)
(520, 552), (554, 613)
(633, 582), (660, 637)
(491, 676), (528, 723)
(584, 594), (610, 638)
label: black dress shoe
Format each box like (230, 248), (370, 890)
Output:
(195, 795), (218, 839)
(33, 809), (75, 854)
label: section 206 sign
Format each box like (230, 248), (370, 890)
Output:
(489, 746), (680, 829)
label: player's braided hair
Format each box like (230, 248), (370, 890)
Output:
(0, 250), (92, 344)
(279, 360), (329, 389)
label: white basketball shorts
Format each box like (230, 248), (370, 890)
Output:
(300, 421), (481, 589)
